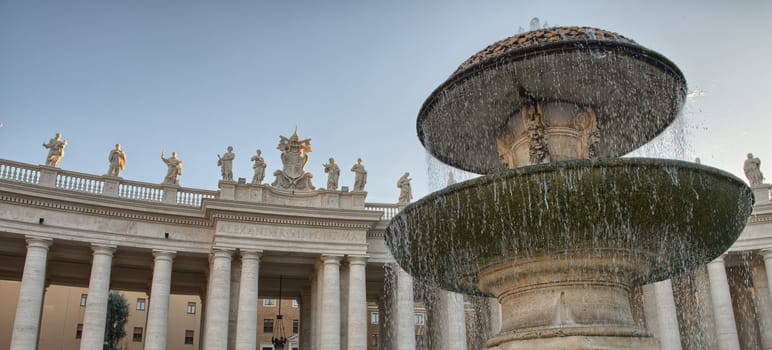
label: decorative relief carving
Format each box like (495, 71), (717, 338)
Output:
(271, 130), (315, 190)
(521, 97), (550, 165)
(573, 108), (600, 158)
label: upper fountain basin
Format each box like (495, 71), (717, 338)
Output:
(417, 27), (687, 174)
(385, 158), (753, 295)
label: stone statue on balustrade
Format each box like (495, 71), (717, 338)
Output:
(106, 144), (126, 177)
(351, 158), (367, 191)
(161, 151), (183, 185)
(250, 149), (266, 185)
(271, 130), (315, 190)
(42, 132), (67, 167)
(447, 171), (456, 186)
(744, 153), (764, 186)
(323, 157), (340, 190)
(217, 146), (235, 182)
(397, 172), (413, 204)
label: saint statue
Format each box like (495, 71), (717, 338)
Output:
(271, 130), (315, 190)
(107, 144), (127, 177)
(397, 172), (413, 204)
(42, 132), (67, 167)
(744, 153), (764, 186)
(218, 146), (235, 181)
(250, 149), (266, 185)
(351, 158), (367, 191)
(161, 151), (183, 185)
(323, 157), (340, 190)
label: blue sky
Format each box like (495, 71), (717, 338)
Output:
(1, 0), (771, 202)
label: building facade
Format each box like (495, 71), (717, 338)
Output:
(0, 155), (771, 350)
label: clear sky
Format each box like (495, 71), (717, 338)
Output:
(1, 0), (771, 202)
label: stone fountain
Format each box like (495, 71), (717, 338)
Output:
(385, 27), (754, 349)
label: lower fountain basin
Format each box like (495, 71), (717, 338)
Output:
(385, 158), (753, 295)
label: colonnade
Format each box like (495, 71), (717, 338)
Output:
(7, 237), (438, 350)
(645, 252), (772, 350)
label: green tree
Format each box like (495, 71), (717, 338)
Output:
(103, 292), (129, 350)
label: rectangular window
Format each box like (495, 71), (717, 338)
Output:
(371, 334), (379, 346)
(75, 323), (83, 339)
(292, 299), (299, 308)
(292, 319), (299, 334)
(262, 299), (276, 307)
(415, 313), (425, 325)
(136, 298), (146, 311)
(187, 302), (196, 314)
(184, 330), (194, 345)
(370, 312), (379, 324)
(80, 294), (88, 307)
(133, 327), (143, 342)
(263, 319), (274, 333)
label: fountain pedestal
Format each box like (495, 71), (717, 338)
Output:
(479, 251), (659, 349)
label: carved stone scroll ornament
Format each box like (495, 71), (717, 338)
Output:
(573, 108), (600, 159)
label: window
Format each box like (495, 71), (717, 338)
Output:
(75, 324), (83, 339)
(292, 319), (299, 334)
(292, 299), (299, 308)
(133, 327), (143, 342)
(370, 312), (379, 324)
(187, 302), (196, 314)
(371, 334), (379, 347)
(263, 299), (276, 307)
(80, 294), (88, 307)
(261, 347), (273, 350)
(136, 298), (146, 311)
(416, 335), (424, 346)
(263, 319), (274, 333)
(415, 313), (425, 325)
(184, 330), (194, 345)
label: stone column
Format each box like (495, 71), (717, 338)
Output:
(320, 255), (342, 350)
(313, 261), (325, 349)
(429, 289), (467, 350)
(10, 238), (52, 350)
(441, 290), (467, 350)
(347, 256), (368, 350)
(80, 245), (116, 350)
(144, 250), (176, 350)
(762, 250), (772, 304)
(707, 255), (741, 350)
(300, 290), (312, 350)
(235, 250), (261, 350)
(228, 258), (241, 350)
(203, 249), (233, 350)
(488, 297), (502, 337)
(751, 259), (772, 349)
(653, 279), (682, 350)
(396, 267), (416, 350)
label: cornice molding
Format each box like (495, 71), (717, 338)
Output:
(0, 191), (210, 227)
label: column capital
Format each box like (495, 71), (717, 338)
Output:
(211, 248), (234, 259)
(347, 255), (368, 265)
(321, 255), (343, 265)
(709, 254), (727, 264)
(152, 250), (176, 260)
(25, 237), (52, 249)
(91, 244), (116, 256)
(760, 249), (772, 260)
(240, 250), (262, 260)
